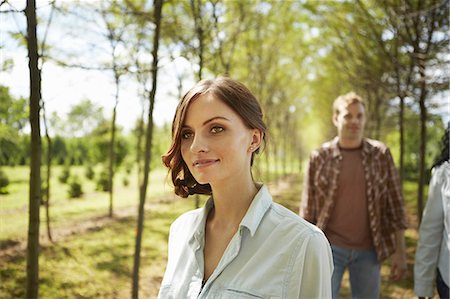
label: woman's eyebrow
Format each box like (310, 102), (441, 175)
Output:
(202, 116), (230, 125)
(182, 116), (231, 130)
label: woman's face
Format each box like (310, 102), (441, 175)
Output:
(180, 93), (257, 186)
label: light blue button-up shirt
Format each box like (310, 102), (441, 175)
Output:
(158, 185), (333, 299)
(414, 162), (450, 297)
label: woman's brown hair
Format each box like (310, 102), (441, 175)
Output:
(162, 77), (267, 198)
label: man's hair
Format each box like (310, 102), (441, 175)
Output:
(333, 92), (366, 117)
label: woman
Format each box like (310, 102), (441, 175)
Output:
(158, 77), (333, 298)
(414, 124), (449, 299)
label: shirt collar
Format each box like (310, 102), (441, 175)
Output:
(191, 184), (273, 244)
(189, 198), (214, 249)
(331, 136), (370, 158)
(239, 184), (272, 237)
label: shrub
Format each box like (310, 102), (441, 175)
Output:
(0, 169), (9, 194)
(59, 166), (70, 184)
(85, 165), (95, 181)
(68, 176), (83, 198)
(122, 176), (129, 187)
(96, 169), (111, 192)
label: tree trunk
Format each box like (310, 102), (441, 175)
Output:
(190, 0), (204, 80)
(108, 74), (119, 217)
(399, 95), (405, 183)
(417, 59), (427, 224)
(42, 101), (53, 242)
(25, 0), (42, 297)
(136, 112), (145, 187)
(131, 1), (163, 297)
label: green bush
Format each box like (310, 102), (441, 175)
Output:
(68, 176), (83, 198)
(0, 168), (9, 194)
(96, 169), (111, 192)
(59, 166), (70, 184)
(122, 176), (129, 187)
(85, 165), (95, 180)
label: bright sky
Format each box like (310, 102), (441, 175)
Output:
(0, 0), (195, 133)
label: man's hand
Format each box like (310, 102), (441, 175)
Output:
(390, 229), (407, 280)
(389, 249), (407, 280)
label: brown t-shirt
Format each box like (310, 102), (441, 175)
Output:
(324, 147), (373, 249)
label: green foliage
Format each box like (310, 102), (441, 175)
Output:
(85, 165), (95, 181)
(51, 136), (68, 165)
(96, 168), (111, 192)
(68, 176), (83, 198)
(0, 168), (9, 194)
(122, 176), (129, 187)
(89, 119), (129, 168)
(0, 85), (28, 132)
(386, 112), (446, 180)
(66, 99), (105, 137)
(59, 165), (71, 184)
(0, 86), (29, 166)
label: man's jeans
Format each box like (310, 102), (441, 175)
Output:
(331, 244), (381, 299)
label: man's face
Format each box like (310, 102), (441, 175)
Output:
(333, 102), (366, 143)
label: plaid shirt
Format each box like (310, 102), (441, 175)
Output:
(300, 137), (408, 262)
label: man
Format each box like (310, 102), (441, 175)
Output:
(300, 92), (408, 299)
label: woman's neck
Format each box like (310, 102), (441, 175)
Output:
(209, 177), (259, 229)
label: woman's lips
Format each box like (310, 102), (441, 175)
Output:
(193, 159), (219, 168)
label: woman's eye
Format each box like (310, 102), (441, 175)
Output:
(181, 131), (193, 139)
(211, 126), (224, 134)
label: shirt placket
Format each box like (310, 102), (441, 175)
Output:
(186, 231), (205, 298)
(197, 228), (243, 298)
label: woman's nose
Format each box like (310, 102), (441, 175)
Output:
(190, 134), (208, 153)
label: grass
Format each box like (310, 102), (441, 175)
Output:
(0, 166), (423, 298)
(0, 165), (172, 242)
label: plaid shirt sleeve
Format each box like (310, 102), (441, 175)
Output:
(384, 148), (408, 231)
(300, 152), (318, 224)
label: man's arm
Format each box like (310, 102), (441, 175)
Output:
(390, 229), (407, 280)
(299, 154), (316, 223)
(384, 147), (408, 280)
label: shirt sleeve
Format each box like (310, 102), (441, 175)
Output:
(384, 148), (408, 231)
(289, 231), (333, 298)
(300, 153), (318, 224)
(414, 171), (445, 297)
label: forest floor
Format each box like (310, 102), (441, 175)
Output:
(0, 173), (418, 298)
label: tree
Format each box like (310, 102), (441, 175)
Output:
(132, 0), (163, 297)
(25, 0), (42, 297)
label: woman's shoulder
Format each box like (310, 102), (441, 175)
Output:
(170, 206), (205, 231)
(432, 161), (450, 185)
(268, 202), (325, 237)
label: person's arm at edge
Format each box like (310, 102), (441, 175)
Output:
(414, 170), (444, 298)
(299, 153), (316, 224)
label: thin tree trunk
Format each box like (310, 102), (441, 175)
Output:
(136, 110), (145, 187)
(399, 95), (405, 183)
(25, 0), (41, 297)
(42, 101), (53, 242)
(108, 74), (119, 217)
(417, 60), (427, 224)
(190, 0), (204, 80)
(132, 1), (163, 297)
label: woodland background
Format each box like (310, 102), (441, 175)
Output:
(0, 0), (449, 298)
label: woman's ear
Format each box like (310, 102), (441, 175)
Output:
(249, 129), (263, 152)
